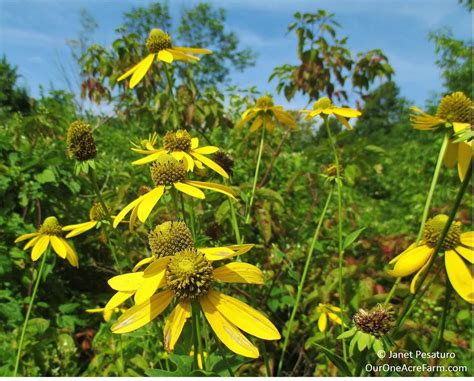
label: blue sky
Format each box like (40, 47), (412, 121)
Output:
(0, 0), (470, 112)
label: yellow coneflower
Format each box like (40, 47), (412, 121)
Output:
(387, 214), (474, 304)
(316, 303), (343, 332)
(62, 203), (109, 238)
(301, 97), (361, 129)
(113, 154), (235, 228)
(236, 95), (296, 132)
(131, 129), (228, 178)
(14, 216), (78, 267)
(118, 28), (212, 89)
(99, 244), (280, 358)
(410, 92), (473, 181)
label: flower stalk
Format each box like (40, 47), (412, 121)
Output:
(246, 121), (266, 224)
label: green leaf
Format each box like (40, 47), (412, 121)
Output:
(145, 354), (194, 377)
(34, 168), (56, 184)
(337, 326), (357, 340)
(357, 332), (371, 351)
(343, 227), (365, 250)
(372, 338), (384, 354)
(313, 343), (352, 376)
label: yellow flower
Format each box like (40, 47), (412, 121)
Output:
(410, 92), (473, 182)
(118, 28), (212, 88)
(301, 97), (361, 129)
(387, 214), (474, 304)
(113, 154), (236, 228)
(316, 303), (343, 332)
(100, 244), (280, 358)
(62, 203), (109, 238)
(131, 129), (228, 178)
(14, 216), (79, 267)
(236, 95), (297, 132)
(86, 306), (127, 322)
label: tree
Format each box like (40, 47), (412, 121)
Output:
(0, 56), (31, 114)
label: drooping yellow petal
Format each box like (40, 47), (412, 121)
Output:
(117, 60), (142, 82)
(137, 186), (165, 222)
(108, 272), (145, 291)
(249, 116), (263, 132)
(63, 239), (79, 267)
(410, 260), (431, 294)
(200, 247), (235, 261)
(172, 47), (212, 54)
(185, 180), (235, 199)
(264, 114), (274, 133)
(455, 245), (474, 264)
(113, 197), (143, 228)
(167, 49), (200, 61)
(31, 235), (50, 261)
(273, 109), (297, 129)
(333, 107), (361, 118)
(191, 137), (199, 149)
(318, 313), (327, 332)
(387, 245), (433, 277)
(457, 141), (472, 182)
(144, 256), (171, 277)
(182, 152), (195, 172)
(158, 49), (174, 63)
(193, 146), (219, 155)
(134, 271), (167, 305)
(133, 256), (157, 272)
(64, 221), (97, 238)
(112, 290), (174, 334)
(24, 236), (41, 251)
(200, 295), (259, 358)
(327, 305), (341, 312)
(335, 114), (353, 130)
(104, 291), (134, 311)
(164, 301), (191, 352)
(174, 182), (205, 199)
(132, 149), (167, 166)
(327, 312), (343, 325)
(206, 291), (280, 340)
(50, 235), (67, 259)
(129, 204), (138, 231)
(236, 112), (256, 129)
(15, 232), (39, 243)
(189, 152), (229, 178)
(213, 262), (264, 284)
(62, 221), (95, 231)
(443, 141), (459, 168)
(445, 250), (474, 304)
(461, 232), (474, 247)
(129, 54), (155, 89)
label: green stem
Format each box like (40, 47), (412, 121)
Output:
(229, 198), (242, 244)
(170, 188), (180, 220)
(163, 64), (178, 129)
(188, 196), (196, 239)
(89, 168), (111, 222)
(13, 249), (49, 376)
(245, 123), (266, 224)
(394, 158), (472, 331)
(430, 282), (452, 353)
(192, 302), (204, 370)
(384, 133), (449, 306)
(215, 338), (235, 377)
(277, 186), (334, 376)
(261, 342), (272, 377)
(324, 119), (347, 360)
(178, 192), (189, 227)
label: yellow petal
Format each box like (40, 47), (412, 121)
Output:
(158, 49), (174, 63)
(104, 291), (134, 311)
(167, 49), (200, 61)
(200, 247), (235, 261)
(318, 313), (327, 332)
(174, 182), (205, 199)
(129, 54), (155, 89)
(410, 260), (430, 294)
(113, 197), (143, 228)
(134, 271), (167, 305)
(132, 150), (167, 165)
(15, 232), (39, 243)
(172, 47), (212, 54)
(273, 109), (297, 129)
(443, 141), (458, 168)
(445, 250), (474, 304)
(457, 141), (472, 182)
(62, 221), (95, 231)
(164, 301), (191, 352)
(133, 256), (157, 272)
(333, 107), (361, 118)
(185, 180), (236, 199)
(461, 232), (474, 247)
(129, 204), (138, 231)
(191, 137), (199, 149)
(50, 235), (67, 259)
(144, 256), (171, 277)
(182, 152), (195, 172)
(328, 305), (341, 312)
(112, 290), (174, 334)
(189, 152), (229, 178)
(264, 114), (274, 133)
(200, 295), (259, 358)
(213, 262), (264, 284)
(455, 245), (474, 264)
(24, 236), (41, 251)
(235, 112), (256, 129)
(452, 122), (470, 133)
(65, 221), (97, 238)
(206, 291), (280, 341)
(327, 312), (343, 325)
(193, 146), (219, 155)
(108, 272), (145, 291)
(63, 239), (79, 267)
(137, 186), (165, 222)
(388, 245), (433, 277)
(335, 114), (353, 130)
(31, 235), (50, 261)
(117, 60), (142, 82)
(249, 116), (263, 132)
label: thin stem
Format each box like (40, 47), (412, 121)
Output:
(192, 302), (204, 370)
(188, 196), (196, 239)
(430, 283), (452, 352)
(14, 249), (49, 376)
(261, 342), (272, 377)
(245, 123), (266, 224)
(89, 168), (111, 222)
(170, 188), (180, 220)
(163, 64), (178, 129)
(229, 198), (242, 244)
(277, 186), (334, 376)
(383, 133), (449, 306)
(178, 192), (189, 227)
(324, 119), (347, 360)
(394, 159), (472, 332)
(215, 338), (235, 377)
